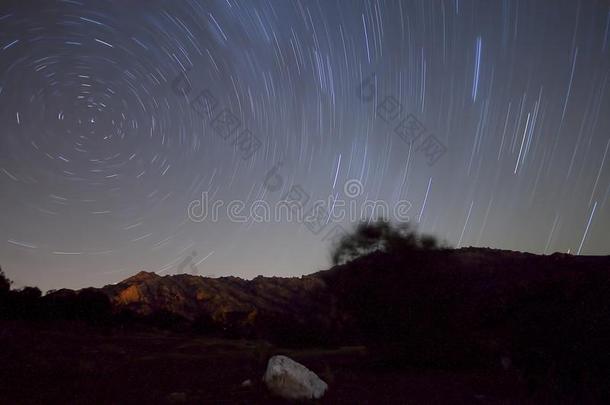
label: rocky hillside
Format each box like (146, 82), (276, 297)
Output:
(95, 247), (610, 352)
(99, 270), (348, 344)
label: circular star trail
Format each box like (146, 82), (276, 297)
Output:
(0, 0), (608, 290)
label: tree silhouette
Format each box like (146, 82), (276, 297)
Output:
(330, 219), (441, 265)
(0, 266), (12, 293)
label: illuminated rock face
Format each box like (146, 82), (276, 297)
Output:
(263, 355), (328, 400)
(100, 270), (340, 339)
(117, 284), (142, 304)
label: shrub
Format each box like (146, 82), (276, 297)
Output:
(0, 266), (12, 293)
(330, 219), (441, 265)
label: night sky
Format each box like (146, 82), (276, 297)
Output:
(1, 0), (609, 291)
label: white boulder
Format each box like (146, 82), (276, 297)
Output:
(263, 355), (328, 400)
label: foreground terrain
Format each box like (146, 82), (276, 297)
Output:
(0, 320), (532, 404)
(2, 247), (610, 403)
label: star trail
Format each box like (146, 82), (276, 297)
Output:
(0, 0), (609, 291)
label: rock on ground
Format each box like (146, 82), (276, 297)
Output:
(263, 355), (328, 400)
(166, 392), (187, 403)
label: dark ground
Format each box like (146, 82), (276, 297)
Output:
(1, 320), (539, 404)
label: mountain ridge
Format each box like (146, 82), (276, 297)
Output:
(78, 247), (609, 341)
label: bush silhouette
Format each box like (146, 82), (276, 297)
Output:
(330, 219), (441, 265)
(75, 288), (112, 321)
(41, 288), (112, 322)
(0, 267), (44, 319)
(0, 266), (12, 293)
